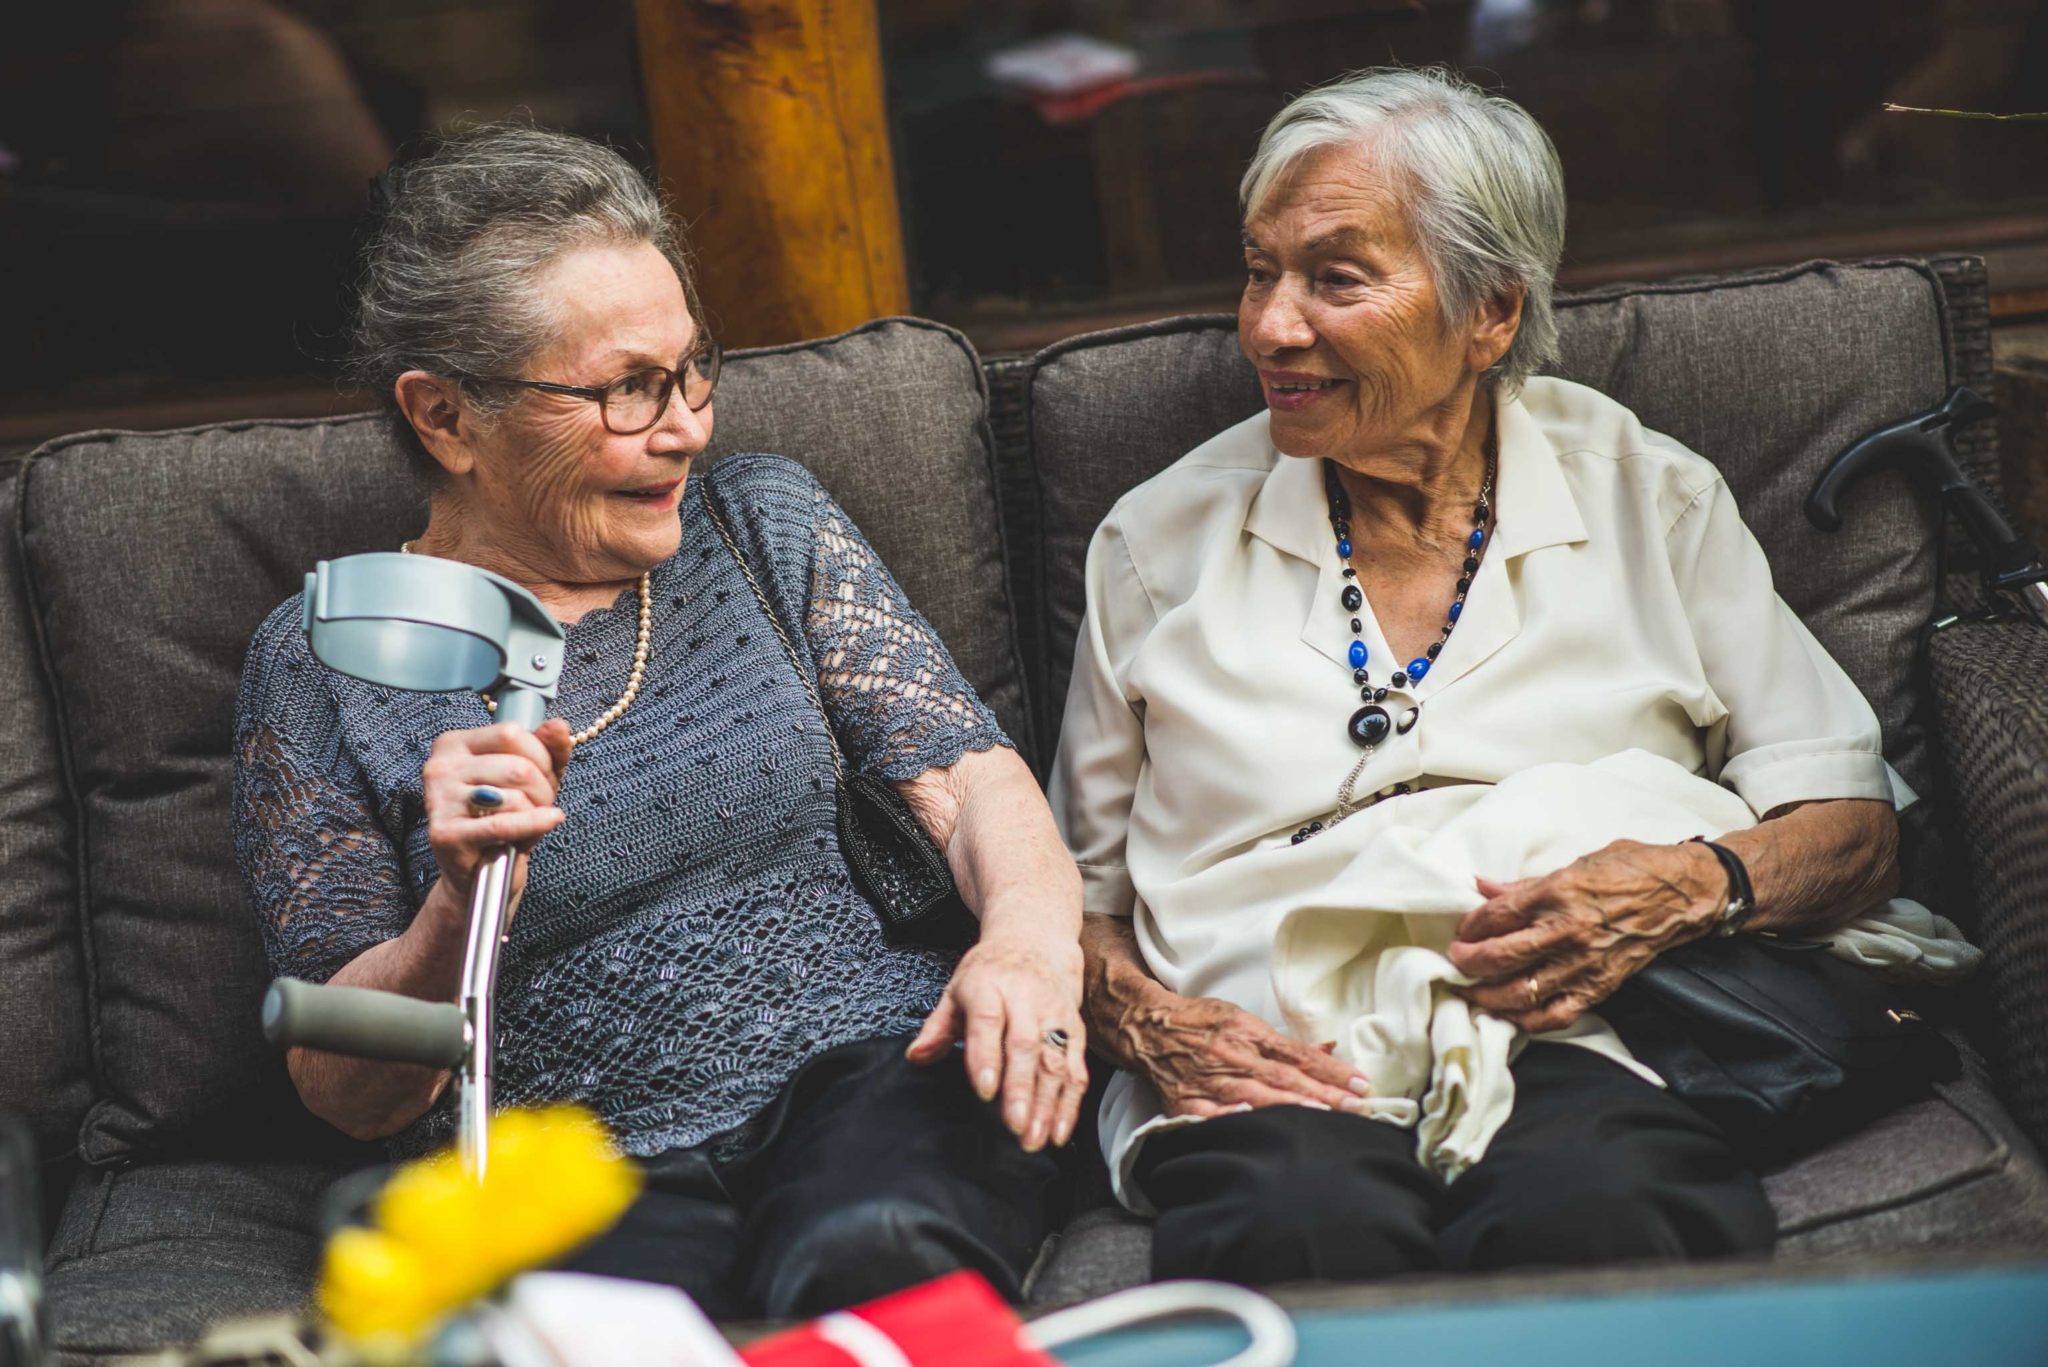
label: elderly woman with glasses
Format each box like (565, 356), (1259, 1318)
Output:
(231, 125), (1085, 1319)
(1053, 66), (1971, 1286)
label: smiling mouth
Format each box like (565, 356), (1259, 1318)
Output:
(1266, 378), (1345, 393)
(615, 480), (683, 502)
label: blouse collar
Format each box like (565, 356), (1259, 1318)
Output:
(1242, 384), (1588, 565)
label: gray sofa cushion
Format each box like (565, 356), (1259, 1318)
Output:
(13, 318), (1024, 1163)
(1769, 1060), (2048, 1260)
(0, 466), (92, 1211)
(1025, 1064), (2048, 1307)
(1026, 316), (1260, 756)
(1026, 259), (1957, 906)
(44, 1159), (343, 1363)
(19, 415), (430, 1164)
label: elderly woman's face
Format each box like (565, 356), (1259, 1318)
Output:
(461, 240), (710, 579)
(1239, 143), (1488, 463)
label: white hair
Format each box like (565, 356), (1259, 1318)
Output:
(1240, 67), (1566, 392)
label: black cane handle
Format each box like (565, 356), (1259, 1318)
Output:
(1806, 387), (2044, 590)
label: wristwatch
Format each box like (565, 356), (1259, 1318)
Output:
(1688, 836), (1755, 937)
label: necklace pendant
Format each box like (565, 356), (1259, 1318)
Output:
(1347, 704), (1391, 748)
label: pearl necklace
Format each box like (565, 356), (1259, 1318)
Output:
(1293, 443), (1496, 845)
(401, 540), (652, 749)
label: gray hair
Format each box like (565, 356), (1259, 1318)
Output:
(1240, 67), (1565, 392)
(345, 122), (698, 440)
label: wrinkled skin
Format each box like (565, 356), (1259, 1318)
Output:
(1081, 915), (1373, 1119)
(1239, 142), (1516, 473)
(1449, 800), (1901, 1032)
(1449, 840), (1727, 1033)
(400, 240), (706, 619)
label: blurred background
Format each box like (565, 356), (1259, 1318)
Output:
(3, 0), (2046, 460)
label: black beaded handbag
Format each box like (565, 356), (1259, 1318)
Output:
(698, 468), (975, 951)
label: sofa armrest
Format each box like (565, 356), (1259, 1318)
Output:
(1930, 616), (2048, 1151)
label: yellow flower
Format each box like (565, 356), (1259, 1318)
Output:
(371, 1150), (494, 1300)
(319, 1226), (459, 1355)
(463, 1107), (641, 1274)
(318, 1105), (642, 1354)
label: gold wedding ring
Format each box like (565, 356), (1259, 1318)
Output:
(1525, 975), (1541, 1009)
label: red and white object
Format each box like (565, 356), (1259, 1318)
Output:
(742, 1272), (1054, 1367)
(489, 1269), (1295, 1367)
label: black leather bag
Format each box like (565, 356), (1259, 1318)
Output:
(699, 468), (975, 950)
(1601, 933), (1958, 1164)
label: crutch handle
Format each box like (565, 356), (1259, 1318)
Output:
(262, 978), (468, 1071)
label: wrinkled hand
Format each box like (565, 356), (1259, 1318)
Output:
(1115, 990), (1373, 1120)
(420, 719), (574, 911)
(907, 934), (1088, 1152)
(1448, 838), (1725, 1033)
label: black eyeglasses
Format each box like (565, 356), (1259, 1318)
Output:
(466, 340), (723, 435)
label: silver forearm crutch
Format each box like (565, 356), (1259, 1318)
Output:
(262, 552), (566, 1177)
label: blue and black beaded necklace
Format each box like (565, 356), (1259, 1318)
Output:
(1292, 440), (1496, 845)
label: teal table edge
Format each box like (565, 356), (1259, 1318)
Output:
(1054, 1265), (2048, 1367)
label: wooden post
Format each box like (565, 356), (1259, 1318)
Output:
(633, 0), (911, 348)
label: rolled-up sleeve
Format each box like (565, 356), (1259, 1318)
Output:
(1671, 476), (1913, 817)
(1048, 509), (1156, 918)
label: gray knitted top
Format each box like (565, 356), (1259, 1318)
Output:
(232, 454), (1010, 1158)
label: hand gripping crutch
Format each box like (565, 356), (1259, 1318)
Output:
(261, 552), (567, 1176)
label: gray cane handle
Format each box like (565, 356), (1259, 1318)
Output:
(262, 978), (468, 1071)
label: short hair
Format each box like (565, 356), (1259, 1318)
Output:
(344, 122), (699, 442)
(1240, 67), (1565, 392)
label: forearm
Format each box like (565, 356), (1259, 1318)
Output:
(286, 880), (468, 1140)
(914, 747), (1082, 950)
(1713, 797), (1900, 937)
(1080, 911), (1166, 1068)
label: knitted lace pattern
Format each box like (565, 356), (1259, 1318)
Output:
(233, 454), (1011, 1158)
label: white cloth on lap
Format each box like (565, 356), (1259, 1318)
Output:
(1265, 747), (1978, 1193)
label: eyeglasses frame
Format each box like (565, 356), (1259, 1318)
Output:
(461, 338), (723, 435)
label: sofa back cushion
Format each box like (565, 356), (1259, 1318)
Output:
(0, 466), (94, 1187)
(1027, 259), (1959, 908)
(14, 318), (1020, 1161)
(19, 419), (429, 1163)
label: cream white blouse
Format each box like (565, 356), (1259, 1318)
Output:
(1049, 376), (1917, 1211)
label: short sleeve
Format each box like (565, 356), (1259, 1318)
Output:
(1669, 477), (1913, 818)
(802, 481), (1013, 782)
(1047, 509), (1156, 918)
(233, 604), (418, 985)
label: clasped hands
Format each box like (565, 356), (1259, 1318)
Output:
(1117, 838), (1729, 1118)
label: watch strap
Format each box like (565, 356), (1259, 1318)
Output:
(1688, 836), (1756, 936)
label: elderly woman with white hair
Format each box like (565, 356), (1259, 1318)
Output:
(1052, 66), (1955, 1282)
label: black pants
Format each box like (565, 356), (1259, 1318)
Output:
(1135, 1044), (1775, 1286)
(560, 1036), (1061, 1320)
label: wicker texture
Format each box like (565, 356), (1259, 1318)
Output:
(1929, 254), (2000, 499)
(1932, 617), (2048, 1151)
